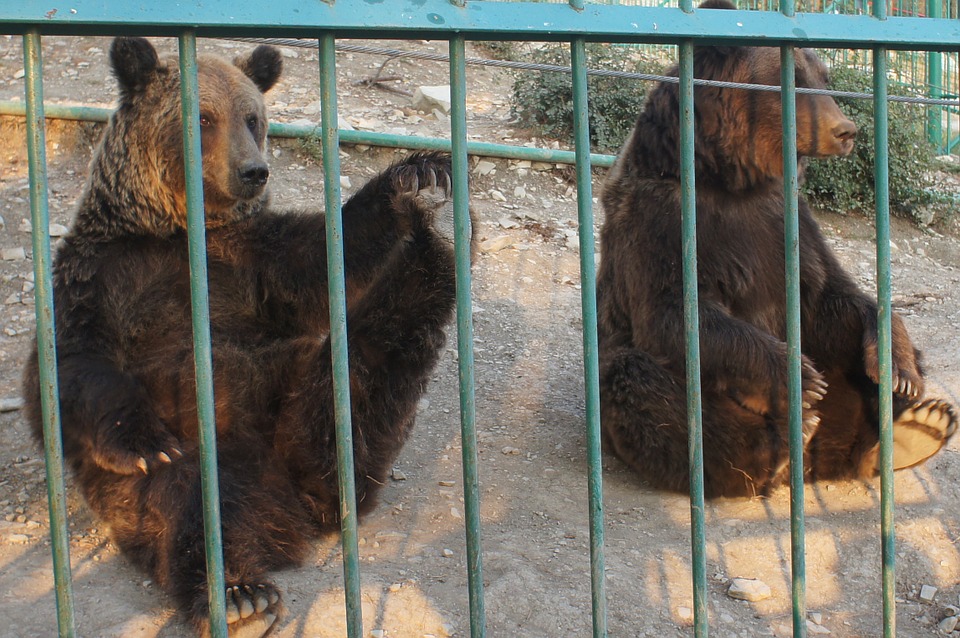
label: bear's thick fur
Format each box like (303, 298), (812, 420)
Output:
(23, 37), (463, 636)
(597, 0), (956, 498)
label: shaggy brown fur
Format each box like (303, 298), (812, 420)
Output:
(597, 0), (956, 498)
(23, 37), (463, 636)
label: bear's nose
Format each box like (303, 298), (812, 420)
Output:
(833, 118), (857, 141)
(239, 162), (270, 187)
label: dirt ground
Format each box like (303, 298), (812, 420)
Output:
(0, 34), (959, 638)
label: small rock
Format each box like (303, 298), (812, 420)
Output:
(473, 160), (496, 176)
(441, 548), (454, 557)
(340, 176), (352, 189)
(14, 69), (25, 79)
(809, 612), (823, 625)
(498, 216), (519, 230)
(370, 630), (385, 638)
(388, 583), (402, 593)
(807, 620), (831, 634)
(727, 577), (772, 602)
(720, 613), (734, 623)
(411, 85), (451, 114)
(391, 468), (407, 481)
(939, 616), (959, 634)
(18, 218), (31, 233)
(48, 223), (69, 237)
(489, 189), (507, 202)
(513, 185), (526, 199)
(0, 214), (5, 230)
(677, 606), (693, 621)
(449, 507), (461, 519)
(920, 584), (938, 602)
(2, 247), (26, 261)
(5, 292), (22, 305)
(501, 446), (521, 455)
(0, 397), (24, 413)
(479, 236), (513, 253)
(6, 533), (29, 544)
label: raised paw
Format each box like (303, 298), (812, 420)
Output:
(91, 412), (182, 475)
(224, 583), (282, 638)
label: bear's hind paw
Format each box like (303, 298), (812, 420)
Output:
(221, 583), (282, 638)
(864, 398), (957, 474)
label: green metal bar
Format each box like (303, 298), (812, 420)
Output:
(570, 35), (607, 638)
(4, 2), (960, 52)
(318, 33), (364, 638)
(0, 101), (618, 167)
(926, 0), (943, 150)
(678, 2), (708, 630)
(177, 32), (228, 638)
(780, 43), (807, 638)
(23, 30), (77, 638)
(873, 46), (897, 638)
(450, 35), (486, 638)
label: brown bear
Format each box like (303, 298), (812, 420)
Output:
(597, 0), (956, 498)
(22, 37), (465, 636)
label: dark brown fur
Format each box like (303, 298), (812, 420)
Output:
(597, 0), (947, 498)
(23, 37), (460, 634)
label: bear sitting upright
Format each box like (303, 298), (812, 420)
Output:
(597, 0), (956, 498)
(23, 37), (464, 636)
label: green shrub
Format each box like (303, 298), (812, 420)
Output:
(511, 43), (663, 153)
(802, 65), (940, 222)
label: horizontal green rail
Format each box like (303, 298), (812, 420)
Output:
(0, 101), (617, 167)
(2, 1), (960, 50)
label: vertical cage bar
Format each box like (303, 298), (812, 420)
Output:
(23, 30), (77, 638)
(449, 35), (486, 638)
(177, 32), (228, 638)
(873, 45), (897, 638)
(318, 33), (364, 638)
(679, 28), (708, 638)
(926, 0), (943, 151)
(779, 44), (807, 638)
(570, 36), (608, 638)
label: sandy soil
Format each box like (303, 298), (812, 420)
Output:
(0, 34), (959, 638)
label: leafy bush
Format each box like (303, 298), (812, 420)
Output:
(802, 66), (941, 222)
(511, 43), (663, 153)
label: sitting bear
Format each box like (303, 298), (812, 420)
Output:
(23, 37), (465, 636)
(597, 0), (956, 498)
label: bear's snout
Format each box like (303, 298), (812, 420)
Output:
(238, 161), (270, 188)
(832, 117), (857, 155)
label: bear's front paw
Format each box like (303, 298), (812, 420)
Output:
(862, 336), (923, 400)
(91, 412), (182, 475)
(391, 152), (471, 248)
(800, 358), (827, 443)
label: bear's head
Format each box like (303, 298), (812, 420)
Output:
(626, 0), (857, 192)
(85, 37), (282, 236)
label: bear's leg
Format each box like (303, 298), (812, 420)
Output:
(273, 183), (458, 519)
(600, 348), (804, 498)
(112, 451), (311, 637)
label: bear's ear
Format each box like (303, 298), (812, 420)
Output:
(698, 0), (737, 8)
(234, 45), (283, 93)
(110, 37), (160, 100)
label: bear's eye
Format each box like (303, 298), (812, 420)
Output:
(246, 115), (259, 132)
(199, 114), (212, 128)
